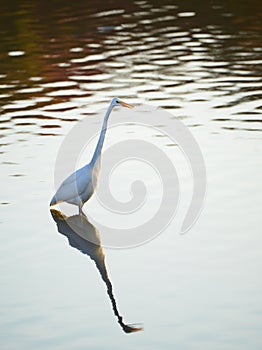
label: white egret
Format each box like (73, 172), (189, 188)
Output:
(50, 97), (133, 211)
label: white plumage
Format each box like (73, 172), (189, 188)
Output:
(50, 97), (133, 211)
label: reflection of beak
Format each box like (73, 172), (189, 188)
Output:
(119, 100), (134, 109)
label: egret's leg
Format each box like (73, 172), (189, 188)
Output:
(79, 203), (84, 215)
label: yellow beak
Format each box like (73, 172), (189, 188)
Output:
(119, 100), (134, 109)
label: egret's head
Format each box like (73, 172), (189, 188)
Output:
(112, 97), (133, 109)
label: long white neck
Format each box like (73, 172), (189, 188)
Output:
(90, 102), (114, 166)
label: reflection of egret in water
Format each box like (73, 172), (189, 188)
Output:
(50, 209), (143, 334)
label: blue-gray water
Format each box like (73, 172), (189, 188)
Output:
(1, 0), (262, 349)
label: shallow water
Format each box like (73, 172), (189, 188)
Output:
(1, 0), (262, 349)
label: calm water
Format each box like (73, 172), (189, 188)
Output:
(1, 0), (262, 349)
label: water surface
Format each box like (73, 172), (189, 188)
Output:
(1, 0), (262, 349)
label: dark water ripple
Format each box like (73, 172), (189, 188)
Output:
(0, 0), (261, 149)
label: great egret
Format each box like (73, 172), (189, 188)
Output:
(50, 97), (133, 211)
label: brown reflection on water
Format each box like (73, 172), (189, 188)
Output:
(0, 0), (261, 137)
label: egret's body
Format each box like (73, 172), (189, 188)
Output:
(50, 162), (98, 207)
(50, 98), (133, 210)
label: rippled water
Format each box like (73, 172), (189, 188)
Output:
(1, 0), (262, 349)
